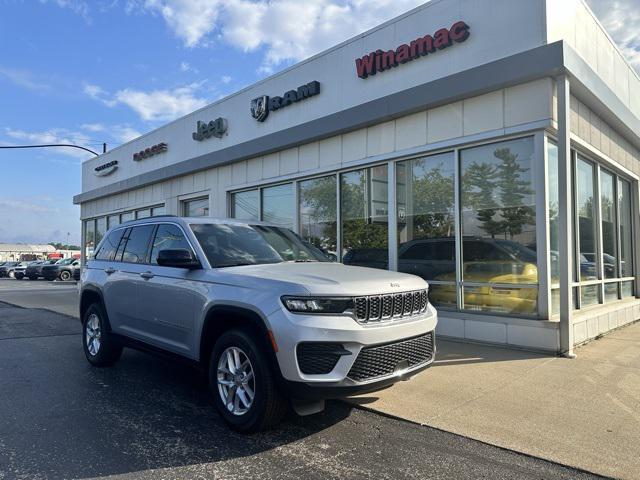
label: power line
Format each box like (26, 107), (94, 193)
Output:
(0, 143), (102, 156)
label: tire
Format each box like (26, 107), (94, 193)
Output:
(59, 270), (71, 281)
(8, 270), (15, 279)
(209, 329), (287, 433)
(14, 273), (24, 280)
(82, 303), (123, 367)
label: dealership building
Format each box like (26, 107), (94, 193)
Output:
(74, 0), (640, 355)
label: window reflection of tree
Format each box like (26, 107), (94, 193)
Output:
(409, 159), (455, 239)
(341, 171), (388, 251)
(299, 176), (337, 254)
(463, 147), (535, 241)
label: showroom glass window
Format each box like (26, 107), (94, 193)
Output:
(341, 166), (389, 270)
(262, 184), (294, 229)
(619, 179), (634, 297)
(575, 157), (599, 306)
(95, 217), (107, 247)
(184, 197), (209, 217)
(547, 141), (560, 313)
(600, 170), (618, 302)
(85, 220), (96, 258)
(136, 209), (151, 219)
(151, 205), (166, 216)
(396, 152), (455, 308)
(232, 189), (260, 221)
(460, 137), (538, 315)
(107, 215), (120, 229)
(299, 175), (337, 260)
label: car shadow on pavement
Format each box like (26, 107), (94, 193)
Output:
(0, 331), (353, 480)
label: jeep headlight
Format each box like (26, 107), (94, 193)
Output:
(281, 296), (354, 314)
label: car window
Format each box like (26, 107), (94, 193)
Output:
(191, 223), (330, 267)
(401, 243), (433, 260)
(150, 224), (193, 265)
(121, 225), (155, 263)
(95, 229), (126, 261)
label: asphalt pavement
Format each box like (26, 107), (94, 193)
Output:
(0, 281), (608, 479)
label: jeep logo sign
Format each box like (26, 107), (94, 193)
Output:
(192, 118), (228, 141)
(94, 160), (118, 177)
(250, 81), (320, 122)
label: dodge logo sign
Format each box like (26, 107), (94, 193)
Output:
(250, 81), (320, 122)
(133, 142), (167, 161)
(250, 96), (269, 122)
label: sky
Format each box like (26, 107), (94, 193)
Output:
(0, 0), (638, 245)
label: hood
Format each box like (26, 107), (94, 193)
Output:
(217, 262), (427, 296)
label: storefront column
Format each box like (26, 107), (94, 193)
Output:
(557, 75), (575, 357)
(388, 161), (398, 271)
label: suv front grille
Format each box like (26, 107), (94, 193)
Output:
(353, 289), (428, 323)
(347, 332), (434, 382)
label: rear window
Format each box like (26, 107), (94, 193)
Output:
(95, 229), (126, 261)
(120, 225), (155, 263)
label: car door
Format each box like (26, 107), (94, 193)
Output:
(136, 223), (202, 357)
(104, 225), (155, 339)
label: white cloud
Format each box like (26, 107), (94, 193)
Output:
(0, 199), (56, 214)
(80, 123), (105, 132)
(137, 0), (426, 70)
(39, 0), (91, 21)
(143, 0), (221, 47)
(84, 82), (208, 121)
(4, 127), (96, 159)
(221, 75), (232, 84)
(586, 0), (640, 72)
(80, 123), (142, 143)
(0, 66), (52, 92)
(111, 125), (142, 143)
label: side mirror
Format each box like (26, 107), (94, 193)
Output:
(157, 249), (201, 270)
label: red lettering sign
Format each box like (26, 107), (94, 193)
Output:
(355, 21), (470, 79)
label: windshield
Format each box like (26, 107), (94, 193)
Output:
(56, 258), (74, 265)
(190, 223), (332, 268)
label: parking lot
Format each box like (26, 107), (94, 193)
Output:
(0, 279), (605, 479)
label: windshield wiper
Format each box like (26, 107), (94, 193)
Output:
(215, 262), (256, 268)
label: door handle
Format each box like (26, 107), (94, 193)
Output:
(104, 267), (116, 275)
(140, 271), (155, 279)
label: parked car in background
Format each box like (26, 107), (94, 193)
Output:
(13, 261), (43, 280)
(25, 259), (60, 280)
(0, 261), (28, 279)
(42, 258), (81, 281)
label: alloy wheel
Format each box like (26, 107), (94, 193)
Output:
(85, 314), (101, 356)
(217, 346), (255, 416)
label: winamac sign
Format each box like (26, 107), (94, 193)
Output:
(355, 21), (470, 79)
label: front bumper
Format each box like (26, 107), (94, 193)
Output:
(267, 303), (437, 395)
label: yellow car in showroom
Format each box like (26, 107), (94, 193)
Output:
(397, 237), (539, 315)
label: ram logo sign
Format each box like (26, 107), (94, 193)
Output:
(250, 81), (320, 122)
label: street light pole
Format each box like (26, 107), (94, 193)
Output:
(0, 143), (101, 156)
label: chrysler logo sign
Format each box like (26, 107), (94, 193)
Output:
(355, 21), (470, 79)
(250, 81), (320, 122)
(94, 160), (118, 176)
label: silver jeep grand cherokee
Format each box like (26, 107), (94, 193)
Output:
(80, 216), (437, 432)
